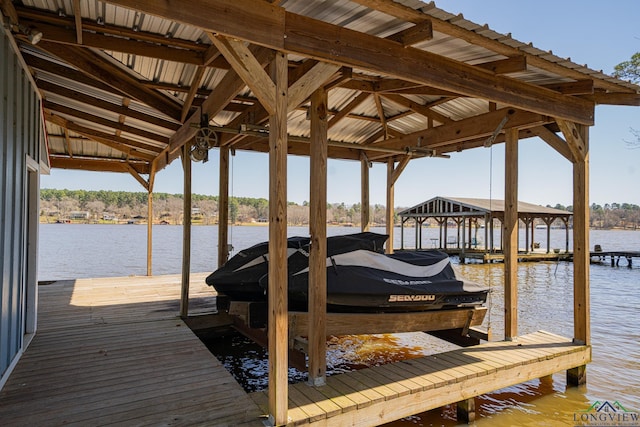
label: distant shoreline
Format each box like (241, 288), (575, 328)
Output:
(39, 220), (638, 232)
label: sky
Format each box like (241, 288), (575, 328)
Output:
(40, 0), (640, 209)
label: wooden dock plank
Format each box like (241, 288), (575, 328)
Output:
(290, 383), (343, 418)
(281, 332), (590, 426)
(0, 274), (263, 427)
(311, 382), (359, 413)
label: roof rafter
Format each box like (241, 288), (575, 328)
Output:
(36, 80), (180, 131)
(37, 41), (183, 121)
(377, 108), (553, 151)
(49, 155), (151, 174)
(44, 100), (170, 145)
(46, 112), (159, 160)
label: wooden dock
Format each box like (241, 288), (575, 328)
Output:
(0, 273), (264, 426)
(249, 330), (589, 425)
(0, 274), (590, 426)
(590, 250), (640, 267)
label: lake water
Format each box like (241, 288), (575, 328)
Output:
(38, 224), (640, 425)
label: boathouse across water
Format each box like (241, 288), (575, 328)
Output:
(398, 196), (573, 255)
(2, 1), (640, 425)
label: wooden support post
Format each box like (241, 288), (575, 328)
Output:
(484, 214), (489, 255)
(308, 87), (328, 386)
(457, 397), (476, 423)
(218, 146), (230, 268)
(146, 190), (153, 276)
(360, 154), (370, 232)
(268, 51), (289, 426)
(180, 145), (192, 317)
(386, 159), (395, 254)
(504, 128), (519, 340)
(568, 123), (590, 386)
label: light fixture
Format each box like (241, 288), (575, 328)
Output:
(12, 23), (43, 45)
(28, 29), (43, 45)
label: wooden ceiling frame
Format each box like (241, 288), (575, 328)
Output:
(101, 0), (595, 125)
(7, 0), (636, 173)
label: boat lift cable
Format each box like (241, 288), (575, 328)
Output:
(486, 142), (494, 335)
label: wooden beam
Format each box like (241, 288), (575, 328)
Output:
(45, 113), (157, 160)
(44, 101), (169, 145)
(542, 80), (594, 95)
(26, 54), (129, 97)
(475, 56), (527, 75)
(572, 124), (590, 346)
(63, 128), (73, 158)
(218, 58), (329, 147)
(27, 19), (207, 65)
(0, 0), (19, 26)
(386, 20), (433, 47)
(218, 146), (230, 268)
(267, 50), (288, 426)
(533, 125), (574, 163)
(381, 93), (453, 124)
(378, 108), (551, 151)
(72, 0), (83, 44)
(160, 47), (274, 170)
(180, 146), (192, 317)
(308, 87), (328, 386)
(557, 119), (588, 162)
(348, 0), (631, 95)
(283, 13), (594, 125)
(181, 66), (206, 122)
(37, 41), (182, 121)
(287, 62), (340, 111)
(288, 307), (487, 336)
(328, 92), (370, 129)
(16, 6), (218, 58)
(585, 92), (640, 106)
(373, 94), (389, 138)
(391, 155), (411, 184)
(210, 35), (276, 115)
(124, 163), (150, 191)
(103, 0), (595, 124)
(48, 156), (150, 174)
(34, 79), (179, 131)
(504, 128), (519, 340)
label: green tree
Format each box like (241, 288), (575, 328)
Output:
(229, 198), (239, 223)
(614, 52), (640, 83)
(614, 52), (640, 147)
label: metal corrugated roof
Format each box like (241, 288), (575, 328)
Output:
(8, 0), (639, 176)
(399, 196), (572, 217)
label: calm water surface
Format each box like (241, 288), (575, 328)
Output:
(38, 224), (640, 425)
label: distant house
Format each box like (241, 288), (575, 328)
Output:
(69, 211), (90, 220)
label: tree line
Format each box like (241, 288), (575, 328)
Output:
(39, 189), (389, 226)
(39, 189), (640, 230)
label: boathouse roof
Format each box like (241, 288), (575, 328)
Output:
(398, 196), (573, 219)
(4, 0), (639, 181)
